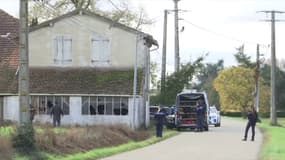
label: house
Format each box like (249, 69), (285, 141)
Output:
(0, 9), (158, 128)
(0, 9), (19, 123)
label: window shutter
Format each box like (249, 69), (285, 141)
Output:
(102, 39), (110, 62)
(63, 36), (72, 63)
(92, 39), (101, 61)
(91, 36), (110, 63)
(54, 36), (63, 63)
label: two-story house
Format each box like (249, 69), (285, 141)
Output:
(1, 9), (158, 128)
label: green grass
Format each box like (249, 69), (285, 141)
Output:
(258, 118), (285, 160)
(36, 129), (178, 160)
(0, 126), (14, 137)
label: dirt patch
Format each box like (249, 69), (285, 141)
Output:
(0, 136), (13, 160)
(35, 124), (152, 155)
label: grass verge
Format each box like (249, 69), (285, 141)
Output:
(37, 129), (178, 160)
(258, 118), (285, 160)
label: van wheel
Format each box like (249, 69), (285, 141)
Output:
(215, 123), (221, 127)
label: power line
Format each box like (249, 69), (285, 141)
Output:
(107, 0), (122, 12)
(181, 19), (269, 47)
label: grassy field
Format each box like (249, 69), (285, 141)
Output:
(0, 124), (177, 160)
(258, 118), (285, 160)
(14, 128), (178, 160)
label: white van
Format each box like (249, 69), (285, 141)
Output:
(208, 106), (221, 127)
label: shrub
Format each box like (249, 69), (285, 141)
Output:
(12, 123), (36, 154)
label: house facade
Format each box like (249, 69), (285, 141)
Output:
(0, 9), (157, 128)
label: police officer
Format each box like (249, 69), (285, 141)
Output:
(196, 99), (206, 132)
(154, 111), (166, 137)
(242, 106), (258, 141)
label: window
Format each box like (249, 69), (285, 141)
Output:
(81, 96), (128, 116)
(54, 35), (72, 64)
(91, 36), (110, 65)
(30, 96), (70, 115)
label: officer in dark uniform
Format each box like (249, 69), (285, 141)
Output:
(50, 102), (64, 127)
(242, 106), (258, 141)
(154, 111), (166, 137)
(196, 99), (206, 132)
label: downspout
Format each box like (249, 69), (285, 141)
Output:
(132, 34), (139, 129)
(144, 36), (159, 128)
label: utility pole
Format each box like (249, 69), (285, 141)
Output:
(19, 0), (30, 124)
(173, 0), (180, 72)
(255, 44), (260, 113)
(258, 10), (284, 125)
(161, 10), (168, 104)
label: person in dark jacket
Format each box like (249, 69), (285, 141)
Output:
(154, 111), (166, 137)
(196, 99), (206, 132)
(242, 106), (258, 141)
(50, 102), (64, 127)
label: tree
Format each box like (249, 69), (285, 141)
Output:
(213, 67), (270, 115)
(151, 57), (204, 106)
(261, 63), (285, 112)
(193, 59), (224, 109)
(234, 45), (255, 68)
(29, 0), (153, 29)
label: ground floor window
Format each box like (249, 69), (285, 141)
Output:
(30, 96), (70, 115)
(81, 96), (128, 116)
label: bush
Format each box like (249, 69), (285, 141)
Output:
(12, 123), (36, 154)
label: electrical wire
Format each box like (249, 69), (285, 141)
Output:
(182, 19), (269, 47)
(107, 0), (122, 12)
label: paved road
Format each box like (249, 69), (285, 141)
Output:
(101, 118), (262, 160)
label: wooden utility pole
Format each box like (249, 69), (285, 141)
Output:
(258, 10), (284, 125)
(173, 0), (180, 72)
(255, 44), (260, 113)
(19, 0), (30, 124)
(161, 10), (168, 104)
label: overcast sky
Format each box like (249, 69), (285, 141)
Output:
(1, 0), (285, 73)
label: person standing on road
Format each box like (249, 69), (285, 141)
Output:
(196, 99), (206, 132)
(242, 106), (258, 141)
(50, 101), (64, 127)
(154, 111), (166, 137)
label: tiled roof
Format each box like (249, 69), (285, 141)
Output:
(0, 9), (19, 68)
(0, 67), (143, 95)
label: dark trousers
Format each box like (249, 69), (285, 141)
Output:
(196, 115), (204, 131)
(156, 124), (163, 137)
(53, 118), (61, 127)
(244, 121), (256, 140)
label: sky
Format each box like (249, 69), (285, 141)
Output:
(1, 0), (285, 74)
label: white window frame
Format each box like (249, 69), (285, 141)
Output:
(53, 35), (72, 65)
(91, 35), (111, 66)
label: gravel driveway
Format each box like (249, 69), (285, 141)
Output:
(101, 118), (262, 160)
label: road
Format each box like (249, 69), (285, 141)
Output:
(101, 118), (262, 160)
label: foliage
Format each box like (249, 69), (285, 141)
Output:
(150, 62), (159, 90)
(234, 45), (255, 68)
(259, 118), (285, 160)
(193, 59), (224, 109)
(260, 64), (285, 111)
(0, 126), (14, 137)
(213, 67), (270, 114)
(12, 123), (36, 154)
(151, 57), (204, 106)
(34, 130), (178, 160)
(29, 0), (153, 29)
